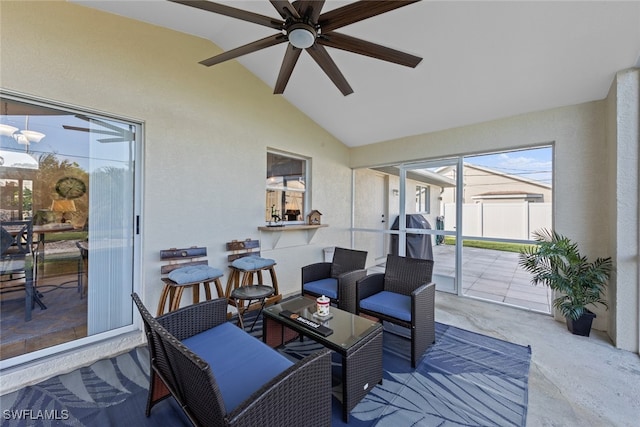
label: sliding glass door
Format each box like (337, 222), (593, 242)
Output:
(398, 159), (461, 294)
(0, 92), (140, 367)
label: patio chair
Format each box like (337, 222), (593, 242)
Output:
(302, 247), (368, 313)
(1, 220), (45, 321)
(356, 254), (435, 368)
(132, 293), (332, 427)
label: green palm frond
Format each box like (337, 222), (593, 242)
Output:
(519, 228), (613, 320)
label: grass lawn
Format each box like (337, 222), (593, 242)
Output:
(444, 236), (535, 253)
(44, 231), (87, 242)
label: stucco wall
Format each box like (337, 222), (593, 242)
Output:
(608, 69), (640, 352)
(0, 1), (353, 391)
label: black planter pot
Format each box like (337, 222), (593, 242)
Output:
(566, 310), (596, 336)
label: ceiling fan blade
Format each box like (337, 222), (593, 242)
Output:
(318, 32), (422, 68)
(294, 0), (325, 22)
(62, 125), (123, 137)
(168, 0), (283, 30)
(274, 45), (303, 94)
(73, 115), (130, 133)
(269, 0), (299, 20)
(319, 0), (420, 33)
(306, 44), (353, 96)
(62, 125), (90, 133)
(97, 137), (128, 143)
(199, 34), (287, 67)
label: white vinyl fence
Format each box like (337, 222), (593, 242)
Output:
(443, 202), (551, 240)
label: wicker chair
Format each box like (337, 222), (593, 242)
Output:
(1, 220), (44, 321)
(132, 293), (332, 427)
(356, 254), (435, 368)
(301, 247), (368, 313)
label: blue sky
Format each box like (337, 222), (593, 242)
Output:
(465, 146), (552, 186)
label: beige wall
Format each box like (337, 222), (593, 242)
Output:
(351, 92), (639, 352)
(606, 69), (640, 352)
(0, 1), (353, 391)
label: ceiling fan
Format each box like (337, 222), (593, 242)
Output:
(170, 0), (423, 95)
(63, 116), (135, 143)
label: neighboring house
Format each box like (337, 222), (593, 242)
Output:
(437, 163), (552, 239)
(0, 2), (637, 394)
(439, 163), (552, 205)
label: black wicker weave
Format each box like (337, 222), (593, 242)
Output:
(132, 293), (332, 427)
(356, 255), (436, 368)
(301, 247), (368, 313)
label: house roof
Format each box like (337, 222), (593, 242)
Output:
(71, 1), (640, 147)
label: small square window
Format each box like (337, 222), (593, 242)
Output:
(266, 151), (308, 224)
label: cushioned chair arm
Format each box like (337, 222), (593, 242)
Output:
(227, 348), (332, 427)
(337, 269), (367, 313)
(411, 282), (436, 367)
(301, 262), (332, 285)
(356, 273), (385, 302)
(156, 297), (228, 341)
(412, 282), (434, 298)
(412, 282), (436, 314)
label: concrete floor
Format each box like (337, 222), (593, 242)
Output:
(431, 244), (552, 313)
(436, 291), (640, 427)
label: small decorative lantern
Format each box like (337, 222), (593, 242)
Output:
(307, 210), (322, 225)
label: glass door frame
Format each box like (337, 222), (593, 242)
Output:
(398, 158), (463, 294)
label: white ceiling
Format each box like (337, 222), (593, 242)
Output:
(71, 1), (640, 147)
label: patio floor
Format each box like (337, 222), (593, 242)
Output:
(371, 244), (552, 314)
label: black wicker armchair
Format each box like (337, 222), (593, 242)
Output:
(356, 255), (435, 368)
(132, 293), (332, 427)
(302, 247), (368, 313)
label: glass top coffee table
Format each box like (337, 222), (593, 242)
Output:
(262, 296), (383, 422)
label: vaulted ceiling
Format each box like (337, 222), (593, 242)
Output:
(71, 1), (640, 147)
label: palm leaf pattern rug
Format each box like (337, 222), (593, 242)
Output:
(1, 319), (530, 426)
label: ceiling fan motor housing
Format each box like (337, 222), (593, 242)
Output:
(286, 22), (317, 49)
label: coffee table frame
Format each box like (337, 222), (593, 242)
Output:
(262, 296), (383, 422)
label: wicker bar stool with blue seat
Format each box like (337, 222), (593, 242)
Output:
(157, 247), (224, 316)
(225, 239), (282, 321)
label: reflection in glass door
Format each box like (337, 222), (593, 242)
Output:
(0, 93), (139, 368)
(399, 159), (461, 294)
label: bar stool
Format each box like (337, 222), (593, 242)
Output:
(225, 239), (282, 317)
(157, 246), (224, 316)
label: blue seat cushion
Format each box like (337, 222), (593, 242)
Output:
(182, 322), (293, 413)
(168, 265), (223, 285)
(303, 278), (338, 299)
(231, 255), (275, 270)
(359, 291), (411, 322)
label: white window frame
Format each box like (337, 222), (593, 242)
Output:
(266, 149), (309, 225)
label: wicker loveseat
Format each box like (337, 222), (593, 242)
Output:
(132, 293), (332, 426)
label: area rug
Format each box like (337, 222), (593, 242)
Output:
(0, 321), (530, 426)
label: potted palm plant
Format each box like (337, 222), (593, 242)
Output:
(518, 229), (613, 336)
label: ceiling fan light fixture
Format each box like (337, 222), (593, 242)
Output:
(288, 24), (316, 49)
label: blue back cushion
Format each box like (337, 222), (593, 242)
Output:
(303, 278), (338, 299)
(359, 291), (411, 321)
(182, 322), (293, 412)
